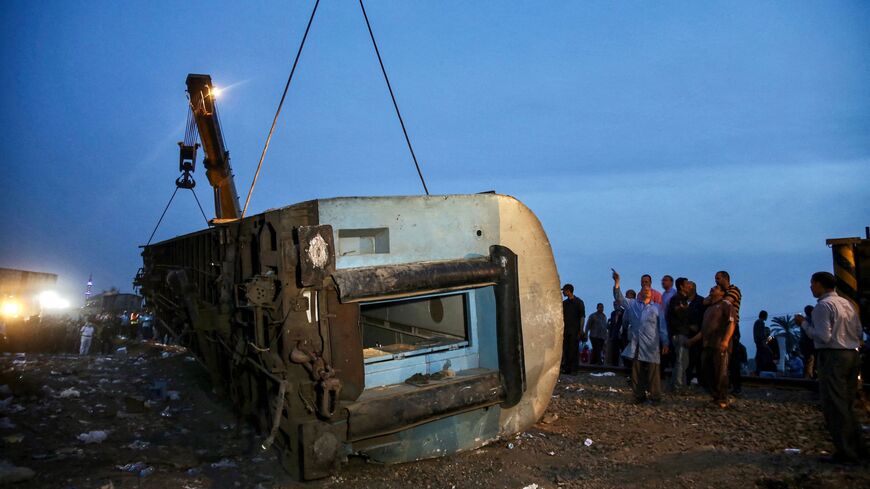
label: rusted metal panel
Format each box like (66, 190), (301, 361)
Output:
(345, 371), (503, 441)
(332, 258), (501, 303)
(325, 287), (364, 401)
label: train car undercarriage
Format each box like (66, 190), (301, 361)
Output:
(136, 194), (561, 480)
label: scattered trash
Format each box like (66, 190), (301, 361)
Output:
(783, 448), (801, 454)
(123, 397), (148, 414)
(522, 484), (540, 489)
(160, 407), (173, 418)
(547, 451), (555, 456)
(186, 467), (202, 477)
(589, 372), (616, 377)
(139, 466), (155, 477)
(541, 413), (559, 424)
(0, 459), (35, 484)
(161, 352), (172, 359)
(607, 387), (619, 393)
(126, 440), (150, 450)
(2, 403), (24, 414)
(78, 430), (108, 444)
(507, 442), (515, 450)
(56, 447), (84, 459)
(149, 380), (168, 400)
(184, 356), (196, 363)
(118, 461), (147, 473)
(584, 438), (593, 447)
(166, 390), (181, 401)
(114, 347), (128, 358)
(3, 434), (24, 443)
(58, 387), (81, 398)
(210, 458), (238, 469)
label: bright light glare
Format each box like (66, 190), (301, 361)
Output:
(211, 86), (223, 98)
(1, 300), (22, 317)
(38, 291), (70, 310)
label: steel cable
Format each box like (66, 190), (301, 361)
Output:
(242, 0), (321, 218)
(190, 188), (210, 225)
(146, 187), (180, 246)
(359, 0), (429, 195)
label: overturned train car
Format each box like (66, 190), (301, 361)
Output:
(136, 193), (562, 479)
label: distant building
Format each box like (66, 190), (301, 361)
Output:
(83, 290), (142, 316)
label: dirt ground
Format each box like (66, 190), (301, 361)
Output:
(1, 343), (868, 489)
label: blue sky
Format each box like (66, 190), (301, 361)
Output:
(1, 1), (868, 347)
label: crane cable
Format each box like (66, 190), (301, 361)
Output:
(358, 0), (429, 195)
(242, 0), (321, 218)
(146, 188), (179, 246)
(145, 186), (211, 246)
(241, 0), (431, 218)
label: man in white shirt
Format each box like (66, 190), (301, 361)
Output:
(795, 271), (865, 464)
(79, 318), (95, 356)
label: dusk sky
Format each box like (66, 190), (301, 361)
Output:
(1, 1), (868, 349)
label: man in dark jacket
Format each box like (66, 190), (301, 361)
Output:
(561, 283), (585, 375)
(586, 303), (608, 365)
(666, 277), (693, 391)
(607, 301), (625, 366)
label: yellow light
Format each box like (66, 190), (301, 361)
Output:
(1, 300), (22, 318)
(211, 86), (223, 98)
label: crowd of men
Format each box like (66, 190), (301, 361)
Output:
(0, 310), (154, 355)
(561, 270), (866, 465)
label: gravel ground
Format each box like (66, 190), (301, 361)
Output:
(1, 345), (868, 488)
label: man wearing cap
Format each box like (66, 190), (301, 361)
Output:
(561, 283), (586, 375)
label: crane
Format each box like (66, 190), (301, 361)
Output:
(177, 74), (241, 221)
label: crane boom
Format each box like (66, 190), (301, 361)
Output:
(185, 74), (241, 220)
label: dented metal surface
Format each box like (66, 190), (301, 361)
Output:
(136, 194), (562, 480)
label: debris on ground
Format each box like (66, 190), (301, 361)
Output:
(1, 346), (868, 488)
(77, 430), (108, 444)
(0, 459), (35, 484)
(58, 387), (81, 398)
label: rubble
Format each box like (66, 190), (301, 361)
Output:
(57, 387), (81, 398)
(0, 459), (35, 484)
(77, 430), (108, 443)
(0, 345), (868, 488)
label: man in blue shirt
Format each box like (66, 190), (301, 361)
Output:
(613, 270), (668, 404)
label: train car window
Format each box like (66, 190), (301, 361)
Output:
(361, 292), (467, 361)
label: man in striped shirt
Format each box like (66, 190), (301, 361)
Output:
(715, 270), (743, 394)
